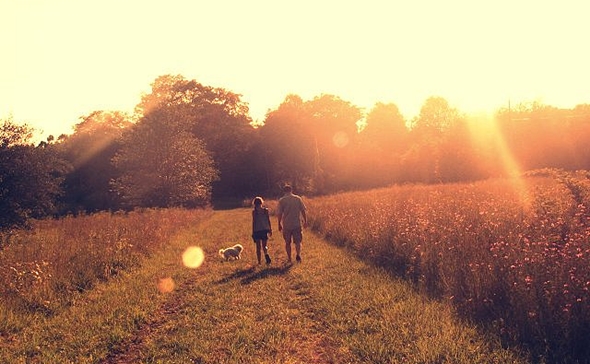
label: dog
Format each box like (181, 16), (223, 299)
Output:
(218, 244), (243, 261)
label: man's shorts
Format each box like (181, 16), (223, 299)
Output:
(282, 227), (303, 244)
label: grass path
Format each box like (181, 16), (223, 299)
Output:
(2, 209), (527, 363)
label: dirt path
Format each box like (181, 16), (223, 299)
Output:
(102, 209), (347, 363)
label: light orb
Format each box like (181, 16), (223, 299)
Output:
(182, 246), (205, 269)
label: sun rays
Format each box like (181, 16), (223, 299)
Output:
(466, 113), (532, 210)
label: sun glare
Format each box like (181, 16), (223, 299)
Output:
(466, 114), (531, 210)
(182, 246), (205, 269)
(332, 131), (350, 148)
(157, 277), (176, 293)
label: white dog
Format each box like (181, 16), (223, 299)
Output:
(218, 244), (243, 261)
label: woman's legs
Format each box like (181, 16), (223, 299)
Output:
(262, 239), (271, 264)
(255, 240), (262, 264)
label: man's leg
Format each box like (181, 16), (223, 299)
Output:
(283, 230), (292, 262)
(294, 228), (303, 262)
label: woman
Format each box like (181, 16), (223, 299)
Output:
(251, 197), (272, 265)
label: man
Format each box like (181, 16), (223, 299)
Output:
(276, 184), (307, 263)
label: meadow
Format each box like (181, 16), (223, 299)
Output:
(0, 208), (213, 336)
(1, 207), (524, 363)
(1, 170), (588, 363)
(307, 169), (590, 363)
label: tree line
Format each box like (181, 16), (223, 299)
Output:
(2, 74), (590, 231)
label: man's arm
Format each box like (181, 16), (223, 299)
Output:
(277, 212), (283, 231)
(300, 198), (307, 228)
(301, 209), (307, 228)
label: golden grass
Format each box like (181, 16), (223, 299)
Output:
(0, 207), (524, 363)
(0, 208), (212, 334)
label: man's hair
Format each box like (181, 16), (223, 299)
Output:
(283, 184), (293, 192)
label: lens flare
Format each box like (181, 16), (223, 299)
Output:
(466, 114), (531, 211)
(332, 131), (349, 148)
(157, 277), (176, 293)
(182, 246), (205, 268)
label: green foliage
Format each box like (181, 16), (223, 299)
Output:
(113, 110), (218, 208)
(0, 116), (33, 148)
(0, 118), (68, 231)
(259, 94), (363, 194)
(259, 95), (317, 192)
(57, 110), (132, 212)
(352, 102), (409, 188)
(136, 74), (256, 199)
(411, 96), (463, 134)
(3, 76), (590, 220)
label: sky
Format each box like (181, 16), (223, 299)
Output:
(2, 0), (590, 139)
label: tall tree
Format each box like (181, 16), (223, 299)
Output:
(411, 96), (461, 135)
(304, 94), (362, 192)
(112, 109), (218, 208)
(405, 96), (465, 182)
(360, 102), (408, 155)
(135, 75), (255, 199)
(259, 94), (362, 194)
(58, 111), (132, 212)
(259, 95), (317, 192)
(352, 102), (409, 187)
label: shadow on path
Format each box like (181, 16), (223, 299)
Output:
(215, 263), (293, 286)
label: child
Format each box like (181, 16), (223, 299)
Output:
(252, 197), (272, 265)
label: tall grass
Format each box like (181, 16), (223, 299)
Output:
(0, 208), (212, 335)
(1, 208), (525, 363)
(307, 170), (590, 362)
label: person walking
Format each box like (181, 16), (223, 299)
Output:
(251, 197), (272, 265)
(276, 184), (307, 263)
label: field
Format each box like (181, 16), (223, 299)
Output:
(1, 170), (589, 363)
(307, 169), (590, 363)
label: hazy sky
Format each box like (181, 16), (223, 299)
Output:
(2, 0), (589, 138)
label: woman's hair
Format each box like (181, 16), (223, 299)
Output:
(252, 196), (264, 206)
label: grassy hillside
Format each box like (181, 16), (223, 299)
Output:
(0, 208), (524, 363)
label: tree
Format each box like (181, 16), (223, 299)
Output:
(0, 117), (67, 230)
(135, 75), (255, 199)
(57, 111), (132, 212)
(411, 96), (461, 135)
(258, 95), (317, 192)
(258, 94), (362, 194)
(0, 117), (33, 148)
(405, 96), (466, 182)
(360, 102), (408, 154)
(304, 94), (362, 192)
(352, 102), (409, 187)
(112, 110), (218, 208)
(496, 101), (590, 171)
